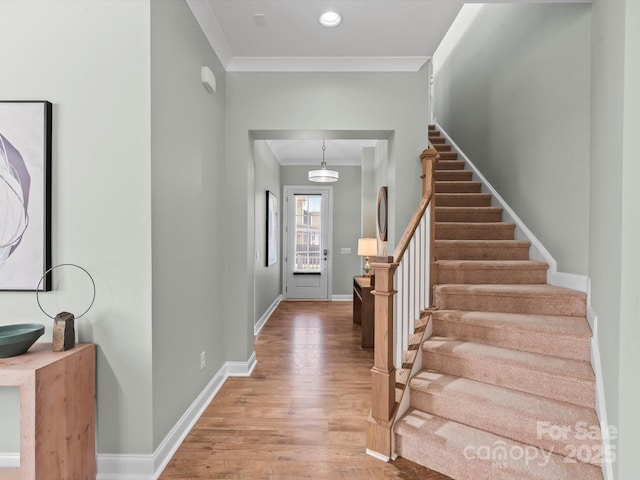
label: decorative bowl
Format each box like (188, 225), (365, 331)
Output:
(0, 324), (45, 358)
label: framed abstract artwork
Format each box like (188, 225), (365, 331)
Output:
(0, 101), (52, 291)
(266, 190), (278, 266)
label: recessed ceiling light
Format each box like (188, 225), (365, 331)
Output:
(319, 11), (341, 27)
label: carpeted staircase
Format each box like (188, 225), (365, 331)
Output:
(393, 126), (603, 479)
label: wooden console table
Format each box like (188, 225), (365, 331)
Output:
(0, 343), (96, 480)
(353, 276), (374, 348)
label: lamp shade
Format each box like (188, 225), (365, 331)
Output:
(309, 139), (339, 183)
(308, 167), (339, 182)
(357, 238), (378, 257)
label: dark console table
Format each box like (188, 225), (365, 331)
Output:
(353, 276), (374, 348)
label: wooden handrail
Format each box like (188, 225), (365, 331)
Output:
(392, 144), (438, 263)
(366, 140), (439, 460)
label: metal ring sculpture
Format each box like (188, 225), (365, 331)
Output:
(36, 264), (96, 320)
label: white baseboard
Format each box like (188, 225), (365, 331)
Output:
(331, 294), (352, 301)
(98, 352), (256, 479)
(0, 453), (19, 468)
(550, 271), (589, 294)
(97, 454), (154, 480)
(0, 352), (258, 480)
(254, 295), (282, 336)
(151, 353), (257, 479)
(366, 448), (390, 462)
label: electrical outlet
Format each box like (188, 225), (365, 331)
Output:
(200, 351), (206, 370)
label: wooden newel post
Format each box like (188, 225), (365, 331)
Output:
(420, 146), (438, 199)
(366, 256), (398, 459)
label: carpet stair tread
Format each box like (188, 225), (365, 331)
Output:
(435, 222), (515, 240)
(395, 409), (603, 479)
(432, 310), (592, 361)
(434, 283), (587, 316)
(435, 181), (481, 193)
(409, 370), (601, 464)
(435, 239), (531, 260)
(435, 206), (503, 222)
(436, 193), (492, 207)
(437, 151), (459, 160)
(435, 170), (474, 181)
(437, 260), (548, 284)
(434, 160), (466, 171)
(422, 336), (595, 407)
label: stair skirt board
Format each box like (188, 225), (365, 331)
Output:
(389, 124), (607, 480)
(589, 308), (615, 480)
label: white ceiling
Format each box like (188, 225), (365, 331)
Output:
(267, 139), (379, 166)
(186, 0), (589, 165)
(186, 0), (466, 73)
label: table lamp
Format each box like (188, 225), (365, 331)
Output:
(357, 238), (378, 277)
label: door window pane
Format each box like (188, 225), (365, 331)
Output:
(294, 194), (321, 272)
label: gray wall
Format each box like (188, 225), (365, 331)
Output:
(0, 0), (154, 454)
(150, 0), (227, 450)
(591, 0), (640, 477)
(224, 71), (430, 360)
(361, 147), (377, 239)
(433, 3), (591, 275)
(254, 141), (283, 321)
(281, 166), (362, 296)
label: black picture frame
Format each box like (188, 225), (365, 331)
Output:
(0, 101), (52, 291)
(266, 190), (278, 266)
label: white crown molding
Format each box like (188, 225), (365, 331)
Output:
(186, 0), (233, 69)
(226, 56), (430, 72)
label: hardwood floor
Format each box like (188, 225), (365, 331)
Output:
(160, 301), (450, 479)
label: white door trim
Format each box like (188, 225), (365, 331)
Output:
(282, 185), (333, 300)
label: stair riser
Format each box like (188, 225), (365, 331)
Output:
(409, 389), (601, 465)
(435, 243), (530, 260)
(433, 290), (586, 316)
(432, 319), (591, 361)
(435, 209), (503, 223)
(437, 152), (458, 160)
(435, 171), (474, 182)
(435, 224), (515, 240)
(436, 181), (482, 193)
(436, 194), (492, 207)
(429, 136), (446, 144)
(422, 351), (595, 408)
(434, 144), (452, 152)
(437, 267), (547, 284)
(435, 160), (465, 171)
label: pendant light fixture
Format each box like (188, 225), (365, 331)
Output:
(308, 139), (339, 183)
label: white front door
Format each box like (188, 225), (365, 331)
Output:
(283, 186), (332, 300)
